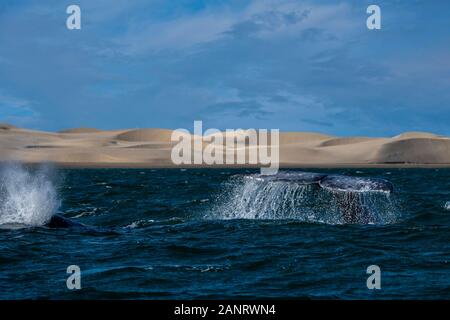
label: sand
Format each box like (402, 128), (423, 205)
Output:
(0, 125), (449, 168)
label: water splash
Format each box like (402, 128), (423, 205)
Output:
(0, 163), (60, 227)
(210, 174), (400, 225)
(317, 189), (398, 224)
(445, 201), (450, 210)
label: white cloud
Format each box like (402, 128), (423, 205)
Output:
(113, 0), (359, 55)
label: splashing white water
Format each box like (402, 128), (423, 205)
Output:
(211, 176), (315, 220)
(209, 175), (400, 225)
(445, 201), (450, 210)
(0, 163), (60, 227)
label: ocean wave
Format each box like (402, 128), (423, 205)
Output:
(124, 219), (155, 228)
(445, 201), (450, 210)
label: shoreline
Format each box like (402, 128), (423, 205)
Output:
(1, 127), (450, 168)
(4, 161), (450, 169)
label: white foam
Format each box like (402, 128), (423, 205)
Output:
(445, 202), (450, 210)
(209, 175), (399, 225)
(210, 176), (324, 221)
(0, 163), (60, 227)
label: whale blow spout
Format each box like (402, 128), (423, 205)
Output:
(0, 163), (60, 227)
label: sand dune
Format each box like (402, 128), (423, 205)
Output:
(318, 137), (374, 147)
(393, 132), (439, 139)
(116, 128), (176, 143)
(0, 124), (449, 167)
(0, 123), (17, 130)
(58, 127), (102, 134)
(374, 138), (450, 163)
(280, 132), (333, 145)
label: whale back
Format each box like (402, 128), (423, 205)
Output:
(47, 214), (82, 228)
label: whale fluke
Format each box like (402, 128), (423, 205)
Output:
(250, 171), (393, 193)
(240, 171), (394, 224)
(255, 172), (326, 184)
(319, 175), (393, 193)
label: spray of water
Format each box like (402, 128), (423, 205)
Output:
(210, 175), (400, 225)
(0, 163), (60, 227)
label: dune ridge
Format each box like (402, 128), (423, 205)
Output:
(0, 125), (449, 167)
(116, 128), (174, 142)
(58, 127), (102, 134)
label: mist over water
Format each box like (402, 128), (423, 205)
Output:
(0, 163), (60, 227)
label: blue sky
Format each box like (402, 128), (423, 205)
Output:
(0, 0), (449, 136)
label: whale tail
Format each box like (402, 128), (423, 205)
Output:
(212, 171), (399, 224)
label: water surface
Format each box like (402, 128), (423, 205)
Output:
(0, 167), (449, 299)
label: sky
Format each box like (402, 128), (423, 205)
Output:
(0, 0), (449, 136)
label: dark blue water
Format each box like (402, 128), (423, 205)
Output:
(1, 167), (449, 299)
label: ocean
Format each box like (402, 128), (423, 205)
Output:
(0, 166), (449, 299)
